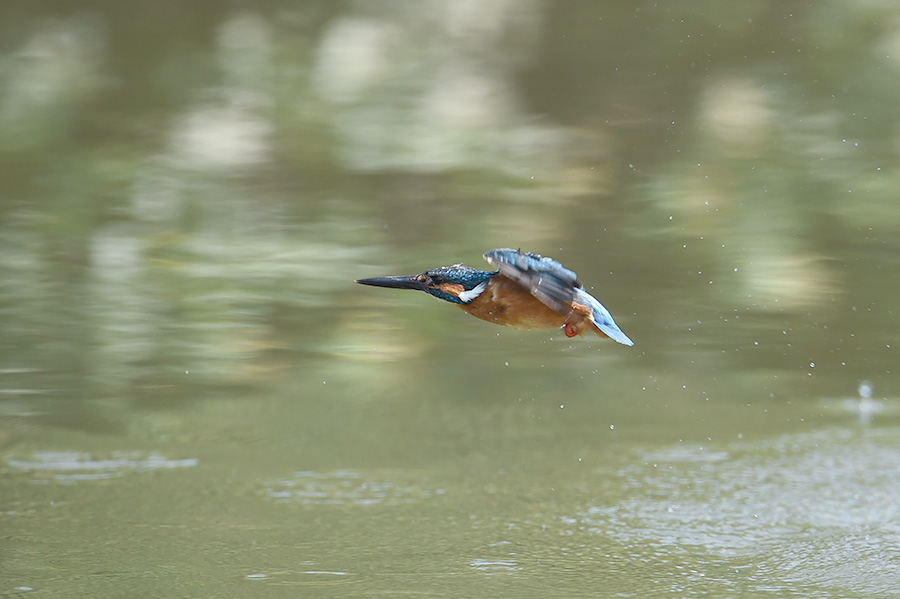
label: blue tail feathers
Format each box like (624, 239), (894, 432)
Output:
(574, 288), (634, 346)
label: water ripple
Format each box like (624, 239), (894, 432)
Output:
(6, 451), (198, 483)
(264, 469), (445, 506)
(580, 427), (900, 595)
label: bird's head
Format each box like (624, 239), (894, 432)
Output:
(356, 264), (492, 305)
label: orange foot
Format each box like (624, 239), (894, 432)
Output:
(564, 322), (578, 338)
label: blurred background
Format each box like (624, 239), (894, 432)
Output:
(2, 1), (899, 597)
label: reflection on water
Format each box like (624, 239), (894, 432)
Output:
(265, 469), (445, 506)
(470, 558), (523, 576)
(581, 428), (900, 595)
(6, 451), (198, 483)
(818, 380), (900, 426)
(3, 2), (900, 598)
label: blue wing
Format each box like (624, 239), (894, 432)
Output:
(483, 248), (580, 313)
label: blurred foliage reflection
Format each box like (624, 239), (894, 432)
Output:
(3, 2), (900, 597)
(2, 1), (897, 405)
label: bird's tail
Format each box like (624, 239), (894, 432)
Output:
(574, 288), (634, 346)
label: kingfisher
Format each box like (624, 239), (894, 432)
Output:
(356, 248), (633, 346)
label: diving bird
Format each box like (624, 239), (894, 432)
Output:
(356, 248), (633, 346)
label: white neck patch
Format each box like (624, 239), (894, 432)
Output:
(458, 281), (487, 303)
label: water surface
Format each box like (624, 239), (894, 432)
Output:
(2, 2), (900, 597)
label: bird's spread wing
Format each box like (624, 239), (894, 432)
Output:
(483, 248), (580, 314)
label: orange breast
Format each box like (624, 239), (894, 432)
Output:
(459, 276), (567, 330)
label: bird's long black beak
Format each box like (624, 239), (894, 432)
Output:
(355, 274), (428, 291)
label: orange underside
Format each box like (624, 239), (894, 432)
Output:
(459, 276), (607, 338)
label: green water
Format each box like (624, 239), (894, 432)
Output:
(3, 2), (900, 597)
